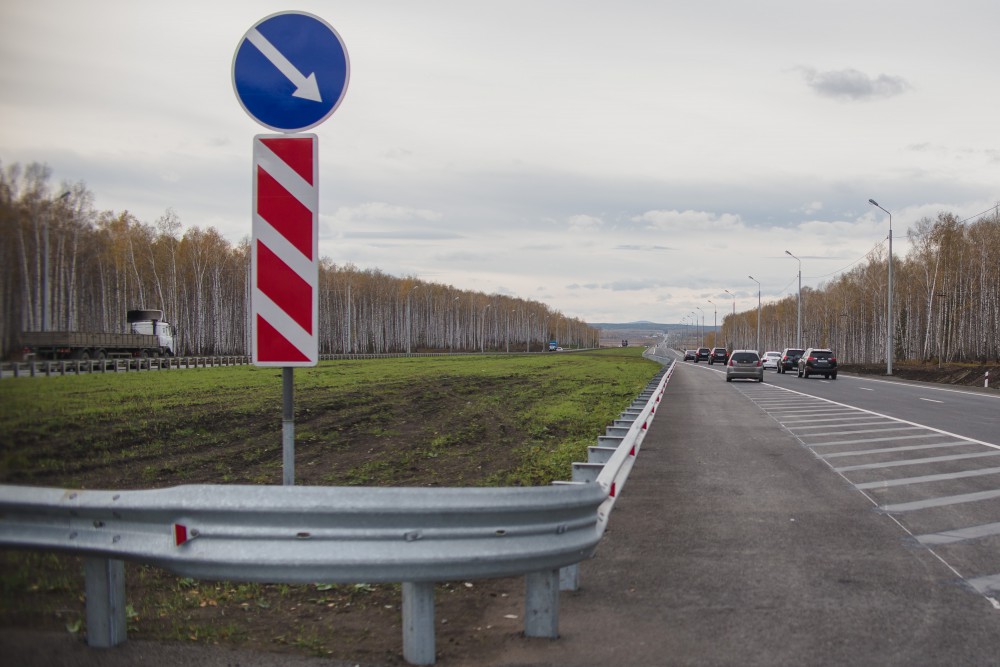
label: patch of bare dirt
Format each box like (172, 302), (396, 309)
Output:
(0, 373), (560, 665)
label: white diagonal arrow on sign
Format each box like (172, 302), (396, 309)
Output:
(245, 28), (323, 103)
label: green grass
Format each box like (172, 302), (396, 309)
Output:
(0, 348), (664, 657)
(0, 347), (660, 488)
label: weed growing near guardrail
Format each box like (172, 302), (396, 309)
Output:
(0, 348), (662, 663)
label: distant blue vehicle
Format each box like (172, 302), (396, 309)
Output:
(548, 340), (558, 351)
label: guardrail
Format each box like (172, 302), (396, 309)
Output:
(0, 349), (594, 379)
(0, 355), (253, 378)
(0, 358), (674, 665)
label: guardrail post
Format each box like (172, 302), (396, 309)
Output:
(524, 569), (559, 638)
(559, 563), (579, 591)
(402, 581), (435, 665)
(83, 557), (126, 648)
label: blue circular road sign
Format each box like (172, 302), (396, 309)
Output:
(232, 11), (350, 132)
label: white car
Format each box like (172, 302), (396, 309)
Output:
(761, 351), (781, 370)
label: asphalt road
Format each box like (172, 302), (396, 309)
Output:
(687, 352), (1000, 444)
(469, 356), (1000, 666)
(5, 356), (1000, 665)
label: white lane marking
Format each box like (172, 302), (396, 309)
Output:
(791, 425), (924, 435)
(857, 467), (1000, 490)
(809, 433), (947, 447)
(917, 522), (1000, 545)
(834, 450), (1000, 472)
(882, 488), (1000, 513)
(919, 397), (945, 403)
(860, 387), (874, 391)
(745, 383), (1000, 451)
(820, 441), (972, 458)
(780, 415), (890, 425)
(734, 373), (1000, 610)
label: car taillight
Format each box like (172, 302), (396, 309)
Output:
(808, 356), (816, 361)
(756, 360), (761, 367)
(728, 359), (735, 366)
(830, 357), (837, 363)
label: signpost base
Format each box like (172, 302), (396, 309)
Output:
(283, 367), (294, 485)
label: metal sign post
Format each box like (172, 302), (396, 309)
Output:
(233, 11), (350, 485)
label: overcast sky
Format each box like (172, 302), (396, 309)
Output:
(2, 1), (998, 325)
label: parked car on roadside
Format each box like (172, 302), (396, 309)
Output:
(695, 347), (711, 362)
(708, 347), (729, 365)
(797, 348), (838, 379)
(725, 350), (764, 382)
(761, 351), (781, 370)
(777, 348), (804, 374)
(684, 350), (697, 361)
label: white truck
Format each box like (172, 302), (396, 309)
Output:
(20, 309), (178, 360)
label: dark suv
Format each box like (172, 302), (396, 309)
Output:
(708, 347), (728, 365)
(797, 348), (838, 379)
(777, 348), (804, 374)
(695, 347), (710, 362)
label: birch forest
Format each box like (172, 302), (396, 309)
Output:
(718, 209), (1000, 363)
(4, 161), (997, 364)
(0, 162), (598, 359)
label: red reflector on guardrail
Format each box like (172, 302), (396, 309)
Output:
(630, 446), (636, 456)
(174, 524), (189, 546)
(610, 482), (616, 497)
(642, 421), (647, 430)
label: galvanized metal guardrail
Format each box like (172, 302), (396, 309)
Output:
(0, 358), (674, 664)
(0, 349), (593, 379)
(0, 355), (253, 378)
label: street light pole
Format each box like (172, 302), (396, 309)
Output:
(696, 306), (705, 347)
(784, 250), (802, 348)
(708, 300), (717, 347)
(748, 275), (761, 353)
(869, 199), (894, 376)
(723, 289), (736, 348)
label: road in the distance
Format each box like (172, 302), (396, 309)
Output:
(678, 352), (1000, 446)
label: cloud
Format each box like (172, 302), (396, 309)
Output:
(567, 278), (674, 292)
(566, 214), (603, 231)
(343, 230), (462, 241)
(631, 209), (744, 232)
(330, 202), (444, 223)
(614, 244), (673, 252)
(798, 67), (911, 101)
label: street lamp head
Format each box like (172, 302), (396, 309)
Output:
(784, 250), (792, 257)
(868, 198), (878, 206)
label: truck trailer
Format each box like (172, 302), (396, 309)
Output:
(20, 309), (178, 361)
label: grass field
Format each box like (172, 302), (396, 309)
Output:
(0, 347), (662, 663)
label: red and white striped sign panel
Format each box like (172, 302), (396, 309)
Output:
(252, 134), (318, 366)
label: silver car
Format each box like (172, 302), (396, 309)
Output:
(725, 350), (764, 382)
